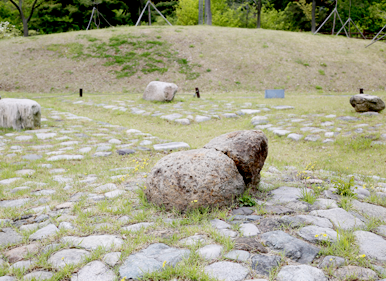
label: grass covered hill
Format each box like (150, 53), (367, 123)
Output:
(0, 25), (385, 94)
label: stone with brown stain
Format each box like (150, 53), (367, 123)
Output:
(145, 148), (245, 212)
(204, 130), (268, 188)
(234, 237), (268, 253)
(5, 244), (39, 263)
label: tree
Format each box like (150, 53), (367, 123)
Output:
(312, 0), (316, 32)
(252, 0), (262, 28)
(205, 0), (212, 24)
(9, 0), (41, 36)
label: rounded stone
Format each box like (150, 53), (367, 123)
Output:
(143, 81), (178, 102)
(203, 130), (268, 188)
(350, 94), (385, 112)
(145, 148), (245, 212)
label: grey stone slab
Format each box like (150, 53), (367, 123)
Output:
(95, 183), (117, 192)
(352, 200), (386, 220)
(179, 235), (206, 246)
(22, 154), (42, 161)
(252, 254), (281, 276)
(211, 219), (232, 229)
(122, 222), (154, 232)
(103, 252), (121, 267)
(298, 225), (338, 243)
(354, 231), (386, 261)
(79, 147), (92, 153)
(260, 230), (320, 264)
(48, 249), (91, 269)
(273, 129), (291, 136)
(93, 152), (112, 157)
(375, 225), (386, 237)
(117, 149), (135, 155)
(309, 208), (365, 230)
(119, 243), (189, 279)
(334, 266), (377, 280)
(29, 224), (58, 240)
(0, 277), (15, 281)
(10, 260), (35, 270)
(47, 155), (83, 161)
(32, 189), (56, 196)
(277, 265), (327, 281)
(313, 199), (339, 210)
(0, 178), (22, 185)
(337, 116), (360, 122)
(0, 198), (30, 208)
(0, 228), (23, 246)
(105, 189), (125, 199)
(305, 135), (321, 142)
(198, 244), (223, 260)
(71, 261), (116, 281)
(204, 261), (249, 281)
(59, 222), (74, 230)
(195, 115), (211, 122)
(153, 142), (190, 151)
(269, 186), (304, 203)
(279, 215), (333, 229)
(318, 256), (345, 269)
(224, 250), (250, 262)
(273, 105), (294, 110)
(287, 133), (303, 141)
(23, 271), (54, 280)
(61, 235), (123, 251)
(161, 113), (183, 121)
(240, 223), (260, 237)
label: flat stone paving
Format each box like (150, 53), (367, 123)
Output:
(0, 99), (386, 280)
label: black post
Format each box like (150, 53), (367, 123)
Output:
(80, 89), (83, 97)
(195, 88), (200, 98)
(359, 88), (364, 94)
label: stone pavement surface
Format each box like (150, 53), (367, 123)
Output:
(0, 98), (386, 280)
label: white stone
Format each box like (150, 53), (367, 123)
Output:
(36, 133), (56, 140)
(109, 139), (121, 144)
(195, 115), (211, 122)
(240, 223), (260, 237)
(287, 133), (303, 141)
(0, 98), (41, 130)
(277, 265), (327, 281)
(153, 142), (190, 151)
(47, 155), (84, 161)
(143, 81), (178, 102)
(198, 244), (223, 260)
(122, 222), (154, 232)
(310, 208), (365, 230)
(62, 235), (124, 251)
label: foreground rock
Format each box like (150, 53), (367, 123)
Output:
(309, 208), (364, 230)
(48, 249), (91, 269)
(334, 266), (377, 280)
(0, 228), (23, 246)
(277, 265), (327, 281)
(204, 261), (249, 281)
(0, 98), (41, 130)
(61, 235), (123, 251)
(145, 148), (245, 212)
(350, 94), (385, 112)
(71, 261), (116, 281)
(354, 231), (386, 261)
(203, 130), (268, 188)
(143, 81), (178, 102)
(119, 243), (189, 279)
(260, 231), (320, 264)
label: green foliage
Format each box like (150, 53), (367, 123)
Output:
(333, 176), (357, 197)
(46, 33), (200, 80)
(238, 189), (256, 207)
(299, 187), (317, 204)
(318, 69), (325, 75)
(0, 21), (20, 39)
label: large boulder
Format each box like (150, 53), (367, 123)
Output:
(350, 94), (385, 112)
(143, 81), (178, 102)
(203, 130), (268, 188)
(0, 98), (41, 130)
(145, 148), (246, 212)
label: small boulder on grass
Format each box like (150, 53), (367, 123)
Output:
(350, 94), (385, 112)
(143, 81), (178, 102)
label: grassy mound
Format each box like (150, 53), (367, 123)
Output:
(0, 25), (385, 94)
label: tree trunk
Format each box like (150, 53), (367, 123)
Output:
(205, 0), (212, 25)
(257, 0), (261, 28)
(311, 0), (316, 33)
(22, 18), (28, 37)
(198, 0), (204, 25)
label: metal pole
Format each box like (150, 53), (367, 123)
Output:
(314, 8), (335, 35)
(366, 32), (386, 48)
(135, 1), (150, 27)
(149, 1), (172, 26)
(332, 0), (337, 35)
(148, 3), (151, 25)
(86, 7), (96, 31)
(349, 0), (351, 37)
(80, 89), (83, 97)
